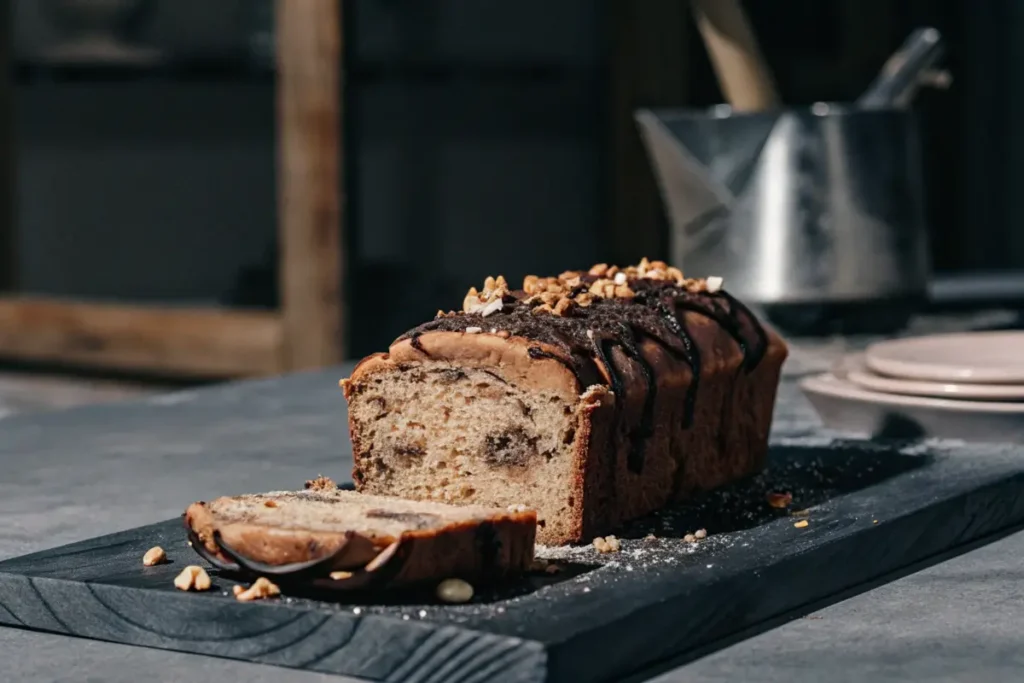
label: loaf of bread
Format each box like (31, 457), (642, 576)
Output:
(184, 484), (537, 588)
(343, 260), (788, 545)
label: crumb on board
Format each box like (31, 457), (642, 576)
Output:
(304, 475), (337, 491)
(436, 578), (474, 604)
(142, 546), (167, 566)
(174, 565), (211, 591)
(330, 570), (354, 581)
(794, 520), (809, 529)
(592, 536), (621, 553)
(683, 534), (696, 543)
(235, 577), (280, 602)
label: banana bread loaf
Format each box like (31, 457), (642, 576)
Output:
(342, 260), (788, 545)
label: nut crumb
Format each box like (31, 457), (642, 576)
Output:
(592, 535), (621, 553)
(174, 565), (211, 591)
(235, 577), (280, 602)
(767, 492), (793, 509)
(142, 546), (167, 566)
(305, 475), (337, 491)
(330, 570), (354, 581)
(464, 326), (482, 334)
(794, 520), (810, 529)
(872, 519), (879, 524)
(694, 528), (707, 539)
(683, 534), (697, 543)
(436, 578), (474, 604)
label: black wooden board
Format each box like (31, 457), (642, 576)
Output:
(2, 438), (1024, 683)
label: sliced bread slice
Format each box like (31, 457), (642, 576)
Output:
(184, 487), (537, 589)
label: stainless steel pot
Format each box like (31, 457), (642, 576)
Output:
(636, 104), (931, 332)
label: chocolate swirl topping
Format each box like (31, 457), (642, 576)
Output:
(397, 261), (768, 475)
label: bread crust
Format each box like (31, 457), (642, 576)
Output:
(185, 497), (537, 587)
(345, 264), (788, 545)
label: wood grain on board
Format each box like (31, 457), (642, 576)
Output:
(3, 442), (1024, 682)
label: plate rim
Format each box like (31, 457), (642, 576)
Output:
(865, 331), (1024, 384)
(799, 372), (1024, 414)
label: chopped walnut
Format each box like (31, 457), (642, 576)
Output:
(235, 577), (281, 602)
(174, 565), (212, 592)
(588, 263), (609, 277)
(683, 533), (697, 543)
(592, 535), (621, 553)
(305, 475), (337, 491)
(767, 492), (793, 509)
(330, 570), (354, 581)
(553, 297), (574, 316)
(463, 275), (511, 313)
(142, 546), (167, 566)
(794, 520), (810, 529)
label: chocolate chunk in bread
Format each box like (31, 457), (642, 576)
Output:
(343, 260), (788, 545)
(184, 489), (536, 587)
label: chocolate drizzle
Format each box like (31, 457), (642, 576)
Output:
(397, 277), (769, 475)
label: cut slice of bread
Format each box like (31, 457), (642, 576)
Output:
(184, 488), (537, 589)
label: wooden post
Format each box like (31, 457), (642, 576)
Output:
(275, 0), (345, 370)
(0, 0), (14, 292)
(607, 0), (690, 266)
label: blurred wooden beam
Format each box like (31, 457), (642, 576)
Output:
(276, 0), (345, 371)
(606, 0), (690, 265)
(0, 297), (283, 378)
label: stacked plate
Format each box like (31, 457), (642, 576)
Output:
(800, 331), (1024, 442)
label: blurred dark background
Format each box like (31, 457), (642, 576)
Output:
(0, 0), (1016, 370)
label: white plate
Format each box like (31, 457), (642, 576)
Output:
(865, 331), (1024, 384)
(841, 354), (1024, 401)
(799, 372), (1024, 442)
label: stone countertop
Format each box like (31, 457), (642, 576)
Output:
(1, 309), (1023, 682)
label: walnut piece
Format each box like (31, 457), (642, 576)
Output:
(174, 565), (212, 591)
(592, 535), (621, 553)
(142, 546), (167, 567)
(235, 577), (281, 602)
(329, 570), (354, 581)
(305, 475), (337, 491)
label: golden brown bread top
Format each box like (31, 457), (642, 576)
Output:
(343, 259), (786, 476)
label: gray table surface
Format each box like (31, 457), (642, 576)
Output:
(2, 312), (1024, 682)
